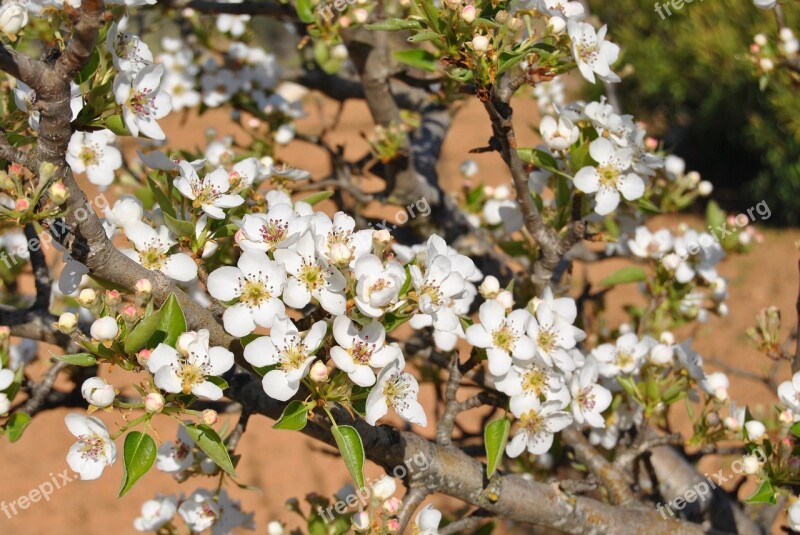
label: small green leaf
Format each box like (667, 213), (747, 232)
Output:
(300, 190), (334, 206)
(104, 115), (131, 136)
(636, 197), (661, 214)
(484, 417), (510, 478)
(163, 213), (195, 238)
(124, 293), (187, 353)
(382, 311), (412, 332)
(393, 49), (438, 72)
(746, 480), (776, 504)
(206, 375), (229, 391)
(599, 266), (647, 287)
(408, 31), (441, 43)
(183, 424), (237, 476)
(156, 293), (187, 347)
(119, 431), (157, 497)
(273, 400), (310, 431)
(331, 425), (365, 489)
(790, 422), (800, 438)
(54, 352), (97, 366)
(570, 141), (593, 172)
(77, 47), (101, 85)
(295, 0), (315, 23)
(147, 174), (176, 218)
(124, 312), (162, 354)
(365, 18), (424, 31)
(6, 413), (32, 442)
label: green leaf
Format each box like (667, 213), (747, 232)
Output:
(408, 31), (441, 43)
(53, 352), (97, 366)
(300, 190), (334, 206)
(484, 417), (510, 478)
(382, 311), (412, 332)
(790, 422), (800, 439)
(517, 148), (559, 170)
(6, 413), (31, 442)
(119, 431), (157, 497)
(147, 173), (176, 218)
(599, 266), (647, 287)
(124, 293), (186, 353)
(746, 480), (776, 504)
(365, 18), (424, 31)
(393, 49), (438, 72)
(206, 375), (229, 391)
(295, 0), (315, 23)
(104, 115), (131, 136)
(273, 400), (310, 431)
(183, 424), (237, 477)
(497, 51), (527, 75)
(163, 213), (195, 238)
(331, 425), (365, 489)
(570, 141), (593, 172)
(636, 197), (661, 215)
(77, 47), (101, 85)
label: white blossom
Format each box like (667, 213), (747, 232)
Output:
(65, 413), (117, 480)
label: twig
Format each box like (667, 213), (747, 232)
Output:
(561, 427), (636, 505)
(439, 512), (492, 535)
(24, 223), (52, 310)
(18, 360), (67, 415)
(395, 487), (428, 534)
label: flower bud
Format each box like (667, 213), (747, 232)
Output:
(351, 511), (370, 532)
(779, 409), (795, 426)
(201, 239), (219, 259)
(741, 454), (760, 475)
(0, 1), (28, 42)
(56, 312), (78, 334)
(386, 518), (400, 533)
(144, 392), (165, 413)
(483, 185), (495, 197)
(48, 181), (68, 204)
(121, 304), (139, 322)
(459, 159), (479, 178)
(135, 278), (152, 297)
(373, 229), (391, 245)
(234, 228), (245, 246)
(309, 361), (329, 383)
(685, 171), (701, 187)
(659, 331), (675, 345)
(754, 33), (767, 46)
(267, 521), (286, 535)
(105, 289), (121, 307)
(471, 35), (490, 54)
(353, 8), (368, 24)
(382, 496), (401, 515)
(478, 276), (500, 298)
(705, 412), (720, 427)
(495, 290), (514, 310)
(137, 348), (152, 367)
(461, 5), (476, 23)
(661, 253), (681, 271)
(697, 180), (713, 196)
(202, 409), (218, 425)
(493, 184), (511, 200)
(371, 476), (396, 501)
(648, 343), (673, 366)
(77, 288), (97, 308)
(90, 316), (119, 342)
(330, 242), (353, 266)
(547, 15), (566, 35)
(81, 377), (116, 408)
(759, 57), (774, 72)
(745, 420), (766, 441)
(14, 197), (30, 212)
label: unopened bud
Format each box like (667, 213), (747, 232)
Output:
(371, 476), (396, 500)
(56, 312), (78, 334)
(386, 518), (400, 533)
(201, 239), (218, 259)
(705, 412), (720, 427)
(144, 392), (164, 413)
(330, 242), (353, 265)
(471, 35), (490, 54)
(202, 409), (218, 425)
(90, 316), (119, 342)
(136, 348), (152, 366)
(495, 289), (514, 310)
(351, 511), (370, 532)
(134, 278), (152, 297)
(309, 361), (329, 382)
(48, 181), (68, 204)
(121, 304), (139, 322)
(267, 521), (286, 535)
(81, 377), (115, 408)
(14, 197), (30, 212)
(742, 454), (760, 475)
(104, 289), (121, 307)
(478, 275), (500, 298)
(382, 496), (401, 515)
(77, 288), (97, 308)
(461, 5), (476, 23)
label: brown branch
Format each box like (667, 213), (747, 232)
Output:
(56, 0), (105, 80)
(395, 486), (428, 534)
(0, 129), (28, 165)
(24, 224), (52, 310)
(439, 512), (492, 535)
(18, 360), (67, 415)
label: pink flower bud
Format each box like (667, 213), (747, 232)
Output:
(48, 181), (68, 204)
(135, 278), (152, 297)
(461, 5), (476, 23)
(105, 289), (121, 306)
(234, 229), (245, 246)
(309, 361), (329, 382)
(144, 392), (165, 413)
(121, 304), (139, 322)
(495, 290), (514, 310)
(382, 496), (401, 515)
(386, 518), (400, 533)
(202, 409), (218, 425)
(14, 197), (30, 212)
(471, 35), (489, 54)
(351, 511), (370, 532)
(137, 348), (152, 366)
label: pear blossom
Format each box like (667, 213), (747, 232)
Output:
(790, 501), (800, 532)
(238, 202), (310, 252)
(107, 17), (153, 73)
(104, 195), (144, 232)
(243, 317), (327, 401)
(505, 396), (573, 456)
(174, 161), (244, 219)
(778, 371), (800, 415)
(123, 222), (198, 282)
(206, 251), (287, 337)
(526, 302), (582, 371)
(567, 21), (620, 83)
(701, 371), (730, 401)
(81, 377), (116, 408)
(0, 358), (14, 392)
(538, 0), (585, 19)
(64, 413), (117, 480)
(592, 333), (651, 378)
(413, 504), (441, 535)
(539, 115), (579, 151)
(409, 254), (466, 333)
(466, 300), (535, 376)
(494, 359), (569, 407)
(574, 138), (645, 215)
(162, 72), (201, 111)
(569, 357), (612, 427)
(156, 426), (195, 473)
(114, 64), (173, 140)
(352, 254), (406, 318)
(178, 489), (219, 532)
(365, 359), (427, 426)
(627, 226), (673, 259)
(273, 231), (347, 315)
(330, 316), (403, 387)
(146, 330), (234, 400)
(312, 211), (373, 268)
(65, 130), (122, 187)
(134, 495), (178, 532)
(90, 316), (119, 342)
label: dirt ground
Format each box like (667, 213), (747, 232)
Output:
(0, 93), (796, 534)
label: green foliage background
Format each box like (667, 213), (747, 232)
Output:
(589, 0), (800, 223)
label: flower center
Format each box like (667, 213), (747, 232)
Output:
(280, 337), (308, 371)
(192, 182), (221, 207)
(239, 278), (270, 307)
(127, 88), (155, 117)
(418, 283), (442, 307)
(79, 146), (98, 166)
(177, 362), (206, 394)
(537, 328), (556, 353)
(140, 245), (168, 270)
(576, 40), (598, 65)
(520, 408), (545, 434)
(616, 349), (635, 371)
(578, 386), (597, 410)
(383, 372), (411, 411)
(78, 434), (106, 460)
(259, 219), (288, 245)
(597, 164), (620, 188)
(349, 340), (376, 365)
(522, 367), (548, 397)
(492, 323), (518, 353)
(299, 263), (328, 292)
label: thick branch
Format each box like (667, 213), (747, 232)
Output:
(56, 0), (105, 80)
